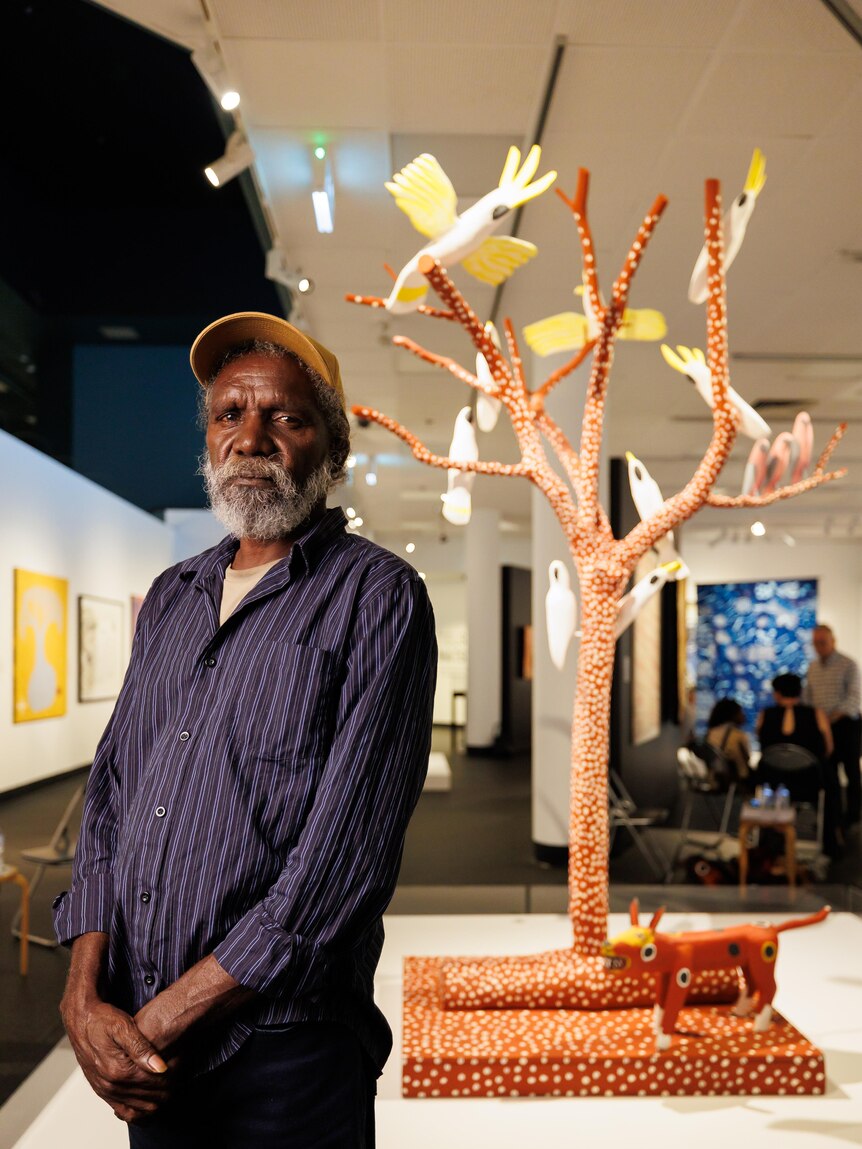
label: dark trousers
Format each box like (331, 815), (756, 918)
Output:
(832, 715), (862, 824)
(128, 1022), (376, 1149)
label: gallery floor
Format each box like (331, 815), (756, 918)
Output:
(1, 728), (861, 1147)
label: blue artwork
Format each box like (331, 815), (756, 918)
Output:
(695, 578), (817, 743)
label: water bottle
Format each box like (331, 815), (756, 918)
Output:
(776, 784), (791, 809)
(761, 784), (774, 808)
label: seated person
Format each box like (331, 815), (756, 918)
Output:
(705, 697), (752, 784)
(756, 672), (832, 805)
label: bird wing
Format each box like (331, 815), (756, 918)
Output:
(619, 307), (668, 342)
(385, 154), (458, 238)
(523, 312), (589, 356)
(461, 236), (537, 285)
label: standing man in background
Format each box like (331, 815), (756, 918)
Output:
(803, 623), (861, 836)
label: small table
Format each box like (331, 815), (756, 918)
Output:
(0, 864), (29, 974)
(738, 806), (797, 891)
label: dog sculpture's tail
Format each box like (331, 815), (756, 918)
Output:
(773, 906), (831, 934)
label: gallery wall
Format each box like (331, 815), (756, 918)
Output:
(0, 429), (173, 793)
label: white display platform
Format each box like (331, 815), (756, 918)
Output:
(423, 751), (452, 792)
(7, 911), (862, 1148)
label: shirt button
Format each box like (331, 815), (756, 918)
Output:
(205, 657), (216, 667)
(155, 806), (166, 818)
(179, 731), (190, 742)
(144, 974), (155, 987)
(140, 891), (151, 904)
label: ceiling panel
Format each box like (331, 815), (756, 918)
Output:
(385, 43), (550, 134)
(212, 0), (383, 40)
(381, 0), (558, 45)
(224, 41), (390, 128)
(726, 0), (856, 52)
(552, 0), (743, 47)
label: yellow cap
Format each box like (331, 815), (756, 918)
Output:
(190, 311), (345, 408)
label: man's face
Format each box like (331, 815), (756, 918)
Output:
(202, 352), (332, 541)
(812, 627), (835, 660)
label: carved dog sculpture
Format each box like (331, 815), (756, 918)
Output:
(602, 899), (830, 1050)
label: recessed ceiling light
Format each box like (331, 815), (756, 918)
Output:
(220, 90), (240, 111)
(750, 521), (766, 537)
(406, 542), (415, 554)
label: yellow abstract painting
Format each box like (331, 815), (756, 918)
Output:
(14, 569), (68, 722)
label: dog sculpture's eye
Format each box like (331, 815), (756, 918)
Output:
(641, 943), (657, 962)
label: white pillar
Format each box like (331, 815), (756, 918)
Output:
(466, 507), (501, 749)
(530, 358), (599, 857)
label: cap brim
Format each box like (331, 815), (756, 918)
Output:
(190, 311), (343, 405)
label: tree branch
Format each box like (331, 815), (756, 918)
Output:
(351, 406), (530, 477)
(707, 422), (848, 506)
(531, 342), (595, 405)
(344, 292), (455, 321)
(391, 335), (497, 397)
(614, 179), (738, 572)
(578, 193), (669, 533)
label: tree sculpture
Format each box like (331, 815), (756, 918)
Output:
(347, 163), (847, 1012)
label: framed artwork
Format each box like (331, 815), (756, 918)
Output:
(79, 595), (125, 702)
(631, 554), (661, 746)
(695, 578), (817, 738)
(14, 569), (68, 722)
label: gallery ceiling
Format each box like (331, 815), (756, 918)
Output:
(9, 0), (862, 548)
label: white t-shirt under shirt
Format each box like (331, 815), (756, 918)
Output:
(219, 558), (282, 626)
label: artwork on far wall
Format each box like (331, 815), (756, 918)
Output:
(14, 569), (68, 722)
(631, 554), (662, 745)
(79, 595), (125, 703)
(695, 578), (817, 739)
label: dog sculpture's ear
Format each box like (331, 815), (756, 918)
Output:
(630, 898), (640, 925)
(648, 907), (666, 931)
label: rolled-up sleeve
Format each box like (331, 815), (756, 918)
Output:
(213, 573), (436, 997)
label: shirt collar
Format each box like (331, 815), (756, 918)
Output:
(178, 506), (348, 587)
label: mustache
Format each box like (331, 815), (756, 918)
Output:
(213, 457), (287, 481)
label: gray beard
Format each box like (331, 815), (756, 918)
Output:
(199, 454), (332, 541)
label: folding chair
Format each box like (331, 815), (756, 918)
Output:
(608, 769), (671, 881)
(673, 745), (738, 861)
(12, 782), (85, 948)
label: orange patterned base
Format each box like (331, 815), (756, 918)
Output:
(404, 957), (825, 1098)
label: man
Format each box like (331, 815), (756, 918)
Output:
(54, 312), (437, 1147)
(803, 623), (861, 830)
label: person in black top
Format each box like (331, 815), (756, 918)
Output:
(756, 672), (842, 856)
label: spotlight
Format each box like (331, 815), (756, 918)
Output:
(346, 454), (357, 470)
(750, 520), (766, 537)
(204, 131), (254, 188)
(346, 506), (356, 519)
(365, 459), (378, 487)
(406, 542), (416, 554)
(191, 45), (241, 113)
(265, 248), (315, 294)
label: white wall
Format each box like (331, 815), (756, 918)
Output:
(684, 536), (862, 667)
(0, 430), (173, 793)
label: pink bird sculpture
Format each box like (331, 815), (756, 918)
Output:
(742, 437), (770, 496)
(762, 432), (799, 495)
(791, 412), (813, 483)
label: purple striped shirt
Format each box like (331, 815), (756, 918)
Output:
(54, 508), (436, 1073)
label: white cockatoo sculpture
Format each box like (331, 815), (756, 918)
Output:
(545, 560), (578, 670)
(441, 406), (479, 526)
(523, 281), (666, 355)
(615, 561), (681, 639)
(383, 147), (556, 314)
(626, 452), (689, 578)
(661, 343), (771, 441)
(688, 148), (766, 305)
